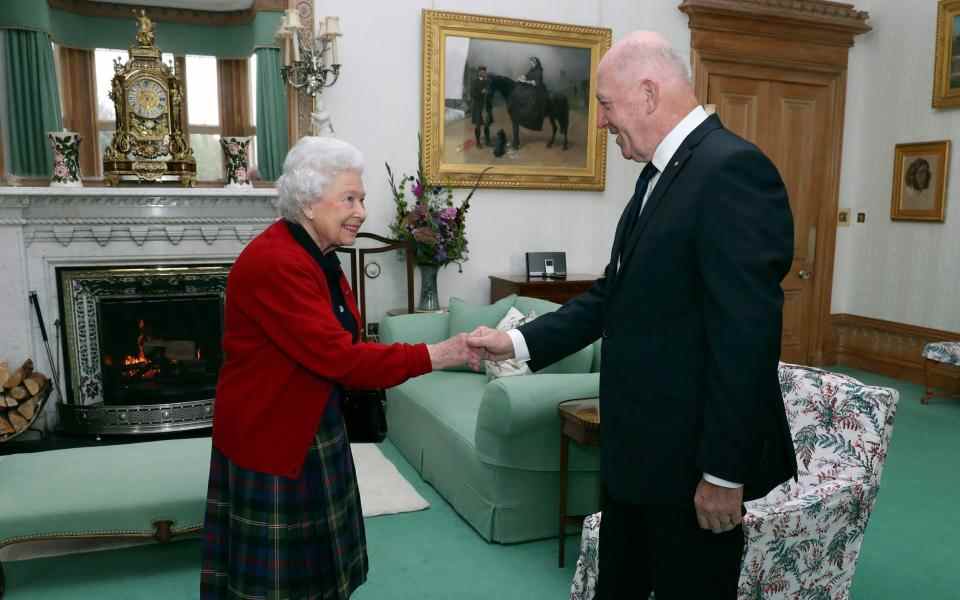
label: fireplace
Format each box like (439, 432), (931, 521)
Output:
(56, 265), (230, 435)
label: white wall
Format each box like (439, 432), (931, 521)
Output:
(833, 0), (960, 331)
(317, 0), (691, 319)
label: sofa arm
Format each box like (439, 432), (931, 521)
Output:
(475, 373), (600, 471)
(740, 478), (874, 597)
(380, 312), (450, 345)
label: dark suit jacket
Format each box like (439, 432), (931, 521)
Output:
(519, 115), (797, 504)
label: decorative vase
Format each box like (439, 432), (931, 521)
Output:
(417, 264), (440, 312)
(47, 130), (83, 187)
(220, 136), (253, 188)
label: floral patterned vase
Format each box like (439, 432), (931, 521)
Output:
(48, 130), (82, 187)
(220, 136), (253, 188)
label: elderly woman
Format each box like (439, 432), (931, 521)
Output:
(201, 136), (472, 599)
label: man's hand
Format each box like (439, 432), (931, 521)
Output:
(694, 478), (743, 534)
(466, 326), (515, 368)
(427, 333), (481, 371)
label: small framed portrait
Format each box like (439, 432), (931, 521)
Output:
(890, 141), (951, 222)
(421, 10), (611, 190)
(933, 0), (960, 108)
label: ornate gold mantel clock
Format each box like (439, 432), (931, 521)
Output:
(103, 10), (196, 186)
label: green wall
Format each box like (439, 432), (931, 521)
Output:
(0, 1), (282, 56)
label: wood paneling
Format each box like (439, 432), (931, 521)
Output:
(57, 46), (100, 177)
(832, 313), (960, 390)
(681, 0), (869, 366)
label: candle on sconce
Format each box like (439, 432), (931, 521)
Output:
(331, 37), (339, 65)
(292, 30), (300, 62)
(317, 17), (326, 37)
(286, 8), (301, 29)
(325, 16), (341, 36)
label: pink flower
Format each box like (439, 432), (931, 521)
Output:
(412, 181), (424, 199)
(412, 227), (437, 243)
(235, 167), (247, 181)
(54, 164), (69, 178)
(440, 207), (457, 221)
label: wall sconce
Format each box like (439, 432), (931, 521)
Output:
(277, 10), (342, 136)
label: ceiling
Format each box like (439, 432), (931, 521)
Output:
(88, 0), (255, 11)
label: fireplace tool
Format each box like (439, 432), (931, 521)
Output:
(28, 291), (64, 404)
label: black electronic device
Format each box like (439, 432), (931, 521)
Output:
(526, 252), (567, 278)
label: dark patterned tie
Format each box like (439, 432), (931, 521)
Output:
(614, 161), (660, 273)
(623, 161), (660, 242)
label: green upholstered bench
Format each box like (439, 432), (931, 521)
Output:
(0, 437), (210, 597)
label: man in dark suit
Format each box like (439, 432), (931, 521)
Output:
(467, 31), (797, 599)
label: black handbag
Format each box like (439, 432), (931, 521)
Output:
(341, 388), (388, 443)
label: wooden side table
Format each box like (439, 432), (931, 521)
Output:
(489, 274), (598, 305)
(557, 397), (600, 568)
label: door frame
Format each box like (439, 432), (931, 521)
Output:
(680, 0), (871, 366)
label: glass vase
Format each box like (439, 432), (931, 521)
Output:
(417, 264), (440, 312)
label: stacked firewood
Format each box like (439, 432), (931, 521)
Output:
(0, 359), (50, 440)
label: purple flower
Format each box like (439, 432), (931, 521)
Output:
(440, 207), (457, 221)
(412, 181), (424, 199)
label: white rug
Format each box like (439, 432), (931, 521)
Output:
(1, 443), (427, 561)
(352, 443), (430, 517)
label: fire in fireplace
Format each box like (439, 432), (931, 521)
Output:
(98, 296), (223, 405)
(56, 265), (230, 435)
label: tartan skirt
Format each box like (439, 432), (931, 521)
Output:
(200, 390), (368, 600)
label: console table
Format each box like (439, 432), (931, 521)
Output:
(489, 274), (598, 305)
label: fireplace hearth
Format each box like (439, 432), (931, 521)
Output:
(56, 265), (230, 435)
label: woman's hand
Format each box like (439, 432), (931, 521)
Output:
(427, 333), (482, 371)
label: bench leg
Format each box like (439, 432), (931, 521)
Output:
(923, 359), (932, 404)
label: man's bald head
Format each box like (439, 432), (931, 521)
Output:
(599, 31), (691, 90)
(595, 31), (698, 163)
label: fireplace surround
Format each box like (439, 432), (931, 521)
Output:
(0, 186), (277, 436)
(56, 264), (230, 435)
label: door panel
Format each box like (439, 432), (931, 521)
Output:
(706, 74), (830, 364)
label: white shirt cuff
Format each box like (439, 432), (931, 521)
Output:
(703, 473), (743, 488)
(506, 329), (531, 362)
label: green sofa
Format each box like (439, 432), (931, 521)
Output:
(380, 295), (601, 543)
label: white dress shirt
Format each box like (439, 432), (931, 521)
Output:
(506, 106), (741, 489)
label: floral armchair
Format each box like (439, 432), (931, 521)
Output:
(570, 363), (899, 600)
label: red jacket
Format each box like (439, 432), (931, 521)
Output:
(212, 221), (431, 477)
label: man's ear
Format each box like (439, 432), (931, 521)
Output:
(640, 79), (659, 115)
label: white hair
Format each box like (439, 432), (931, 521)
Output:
(274, 136), (365, 222)
(608, 32), (692, 87)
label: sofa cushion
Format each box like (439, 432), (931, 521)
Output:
(387, 371), (490, 445)
(486, 307), (537, 379)
(512, 296), (594, 374)
(446, 295), (516, 371)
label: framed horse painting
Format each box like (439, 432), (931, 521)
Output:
(421, 10), (611, 190)
(933, 0), (960, 109)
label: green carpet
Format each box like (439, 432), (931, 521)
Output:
(3, 367), (958, 599)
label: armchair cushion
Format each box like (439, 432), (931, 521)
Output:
(485, 307), (537, 379)
(446, 295), (517, 371)
(922, 341), (960, 366)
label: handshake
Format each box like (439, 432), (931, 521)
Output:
(426, 327), (516, 371)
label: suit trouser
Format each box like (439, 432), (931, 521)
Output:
(597, 486), (743, 600)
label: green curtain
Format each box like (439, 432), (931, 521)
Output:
(255, 47), (288, 181)
(5, 29), (63, 177)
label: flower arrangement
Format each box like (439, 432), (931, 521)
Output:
(386, 141), (490, 270)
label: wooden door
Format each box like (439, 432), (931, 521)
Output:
(706, 75), (833, 364)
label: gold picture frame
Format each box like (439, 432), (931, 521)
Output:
(890, 141), (951, 222)
(933, 0), (960, 108)
(421, 10), (611, 190)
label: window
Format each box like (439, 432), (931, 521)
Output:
(184, 54), (223, 181)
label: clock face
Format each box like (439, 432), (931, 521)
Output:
(126, 78), (168, 119)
